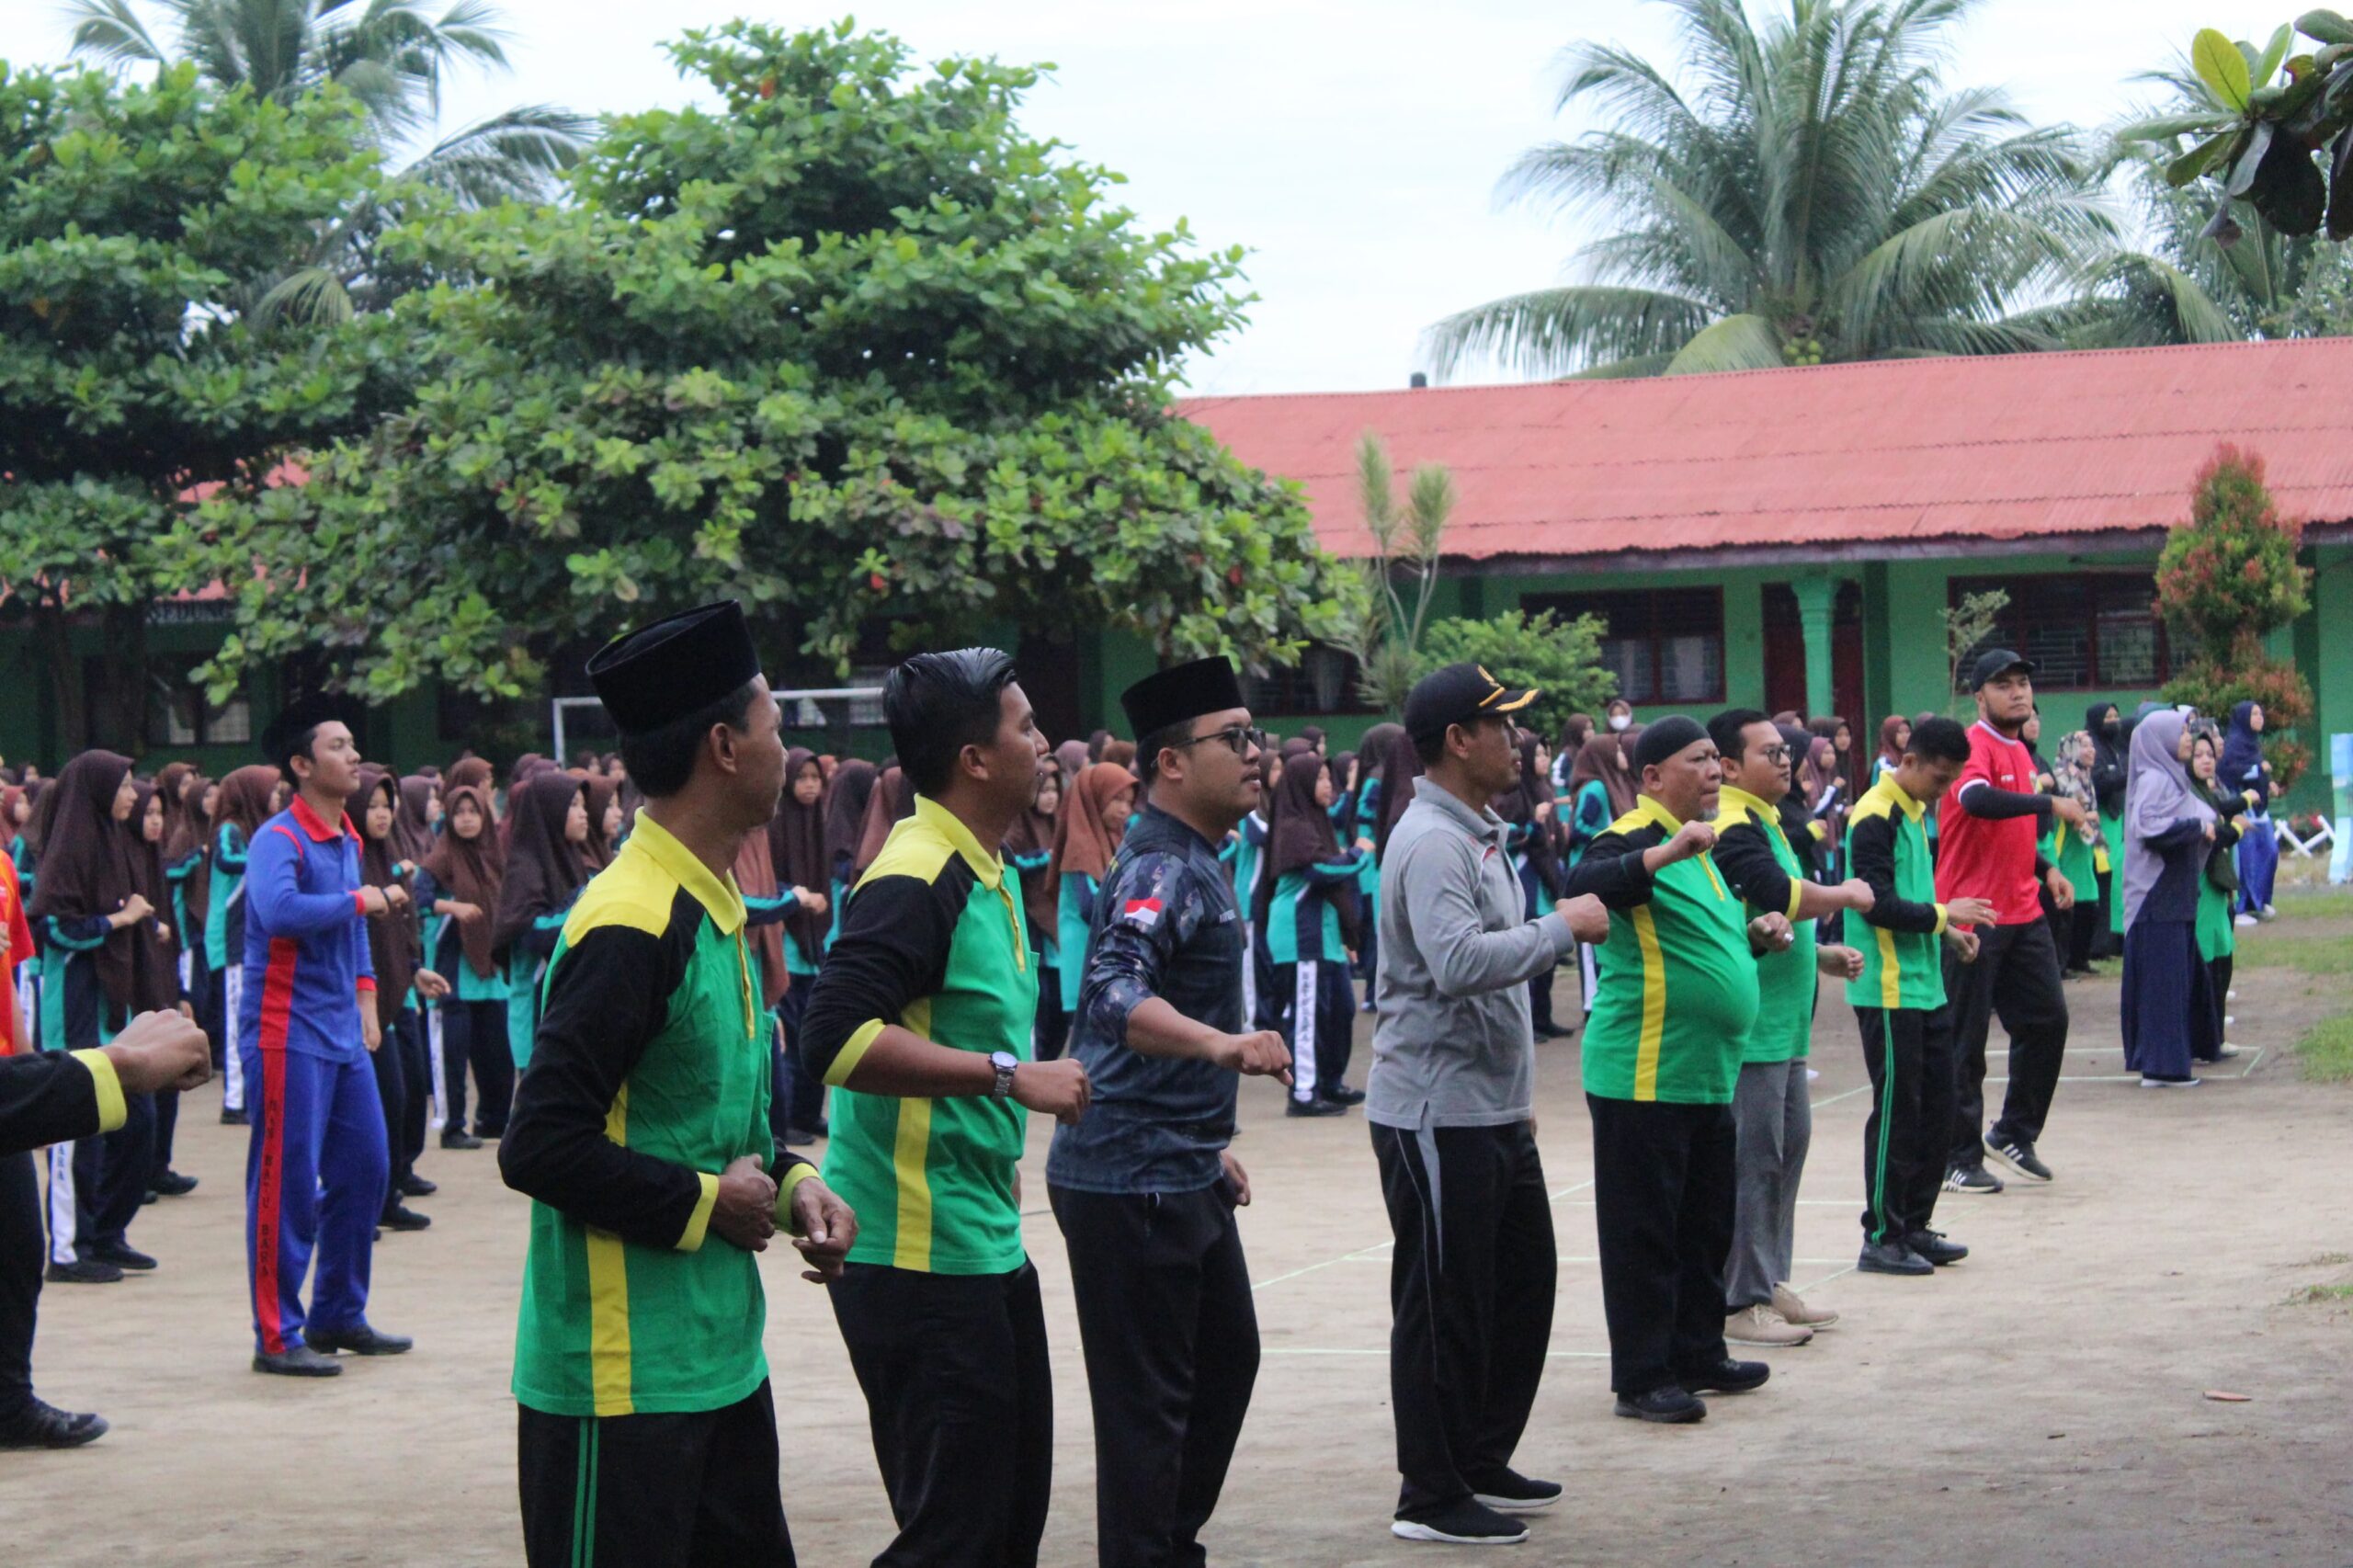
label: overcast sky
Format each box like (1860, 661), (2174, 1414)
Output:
(13, 0), (2261, 392)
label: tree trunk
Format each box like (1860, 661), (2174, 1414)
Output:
(101, 602), (150, 757)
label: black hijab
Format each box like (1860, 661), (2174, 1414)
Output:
(1258, 742), (1340, 926)
(356, 767), (419, 1023)
(2086, 702), (2128, 814)
(493, 771), (590, 951)
(769, 748), (831, 966)
(30, 752), (159, 1012)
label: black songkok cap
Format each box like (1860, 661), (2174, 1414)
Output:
(1631, 714), (1709, 772)
(1121, 656), (1245, 740)
(1402, 662), (1540, 744)
(262, 692), (359, 772)
(585, 600), (762, 736)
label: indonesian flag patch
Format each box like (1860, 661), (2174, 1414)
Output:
(1122, 898), (1165, 930)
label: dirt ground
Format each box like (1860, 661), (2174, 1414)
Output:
(4, 902), (2350, 1567)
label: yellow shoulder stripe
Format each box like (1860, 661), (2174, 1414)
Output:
(858, 816), (956, 892)
(564, 850), (676, 944)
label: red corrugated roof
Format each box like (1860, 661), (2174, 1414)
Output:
(1176, 339), (2353, 562)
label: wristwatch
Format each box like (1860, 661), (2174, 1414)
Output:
(989, 1051), (1020, 1099)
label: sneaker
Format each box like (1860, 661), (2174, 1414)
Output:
(153, 1170), (199, 1197)
(440, 1130), (483, 1150)
(1943, 1164), (2004, 1195)
(1904, 1229), (1968, 1266)
(1470, 1470), (1563, 1514)
(2223, 1015), (2235, 1027)
(0, 1399), (108, 1449)
(398, 1174), (438, 1198)
(2216, 1042), (2242, 1058)
(2227, 988), (2239, 1001)
(1321, 1082), (1367, 1107)
(2234, 913), (2258, 928)
(1284, 1096), (1347, 1118)
(1857, 1238), (1933, 1276)
(1615, 1384), (1707, 1424)
(1390, 1498), (1530, 1545)
(1771, 1282), (1839, 1329)
(1678, 1358), (1769, 1395)
(2258, 903), (2278, 921)
(1724, 1303), (1813, 1347)
(1983, 1136), (2052, 1184)
(45, 1258), (123, 1285)
(84, 1242), (156, 1272)
(2140, 1074), (2202, 1088)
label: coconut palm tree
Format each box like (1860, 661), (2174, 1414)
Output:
(63, 0), (591, 206)
(1423, 0), (2119, 380)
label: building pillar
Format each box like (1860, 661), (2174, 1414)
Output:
(1790, 574), (1842, 722)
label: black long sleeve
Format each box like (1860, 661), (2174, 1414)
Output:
(1561, 824), (1664, 910)
(0, 1050), (108, 1157)
(797, 863), (960, 1085)
(1847, 813), (1944, 935)
(1711, 816), (1800, 920)
(499, 923), (712, 1251)
(1955, 780), (2052, 822)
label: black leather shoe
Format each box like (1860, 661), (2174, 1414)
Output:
(307, 1323), (413, 1357)
(379, 1205), (432, 1233)
(153, 1170), (199, 1197)
(254, 1346), (342, 1377)
(1858, 1237), (1934, 1276)
(440, 1130), (483, 1150)
(1906, 1229), (1969, 1266)
(1283, 1096), (1347, 1118)
(398, 1174), (438, 1198)
(46, 1258), (123, 1284)
(1679, 1358), (1769, 1395)
(85, 1243), (156, 1272)
(1614, 1384), (1706, 1423)
(1320, 1082), (1367, 1107)
(0, 1400), (108, 1449)
(220, 1107), (249, 1126)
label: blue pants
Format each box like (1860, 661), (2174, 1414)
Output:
(243, 1048), (388, 1355)
(2234, 820), (2279, 915)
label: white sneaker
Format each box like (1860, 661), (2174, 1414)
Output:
(1724, 1303), (1813, 1347)
(2234, 914), (2259, 928)
(2216, 1042), (2242, 1058)
(2224, 1015), (2235, 1026)
(2140, 1074), (2203, 1088)
(2228, 988), (2239, 1001)
(2259, 904), (2279, 920)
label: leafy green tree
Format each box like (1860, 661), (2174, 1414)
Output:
(1339, 431), (1452, 716)
(0, 62), (404, 750)
(1415, 611), (1617, 742)
(188, 21), (1354, 702)
(2156, 444), (2315, 786)
(1423, 0), (2116, 380)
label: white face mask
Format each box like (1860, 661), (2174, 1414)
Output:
(1608, 713), (1632, 732)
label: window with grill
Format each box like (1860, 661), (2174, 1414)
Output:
(1948, 574), (2170, 691)
(83, 653), (252, 750)
(1240, 642), (1372, 716)
(1520, 586), (1724, 704)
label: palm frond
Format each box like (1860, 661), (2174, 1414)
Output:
(253, 264), (356, 328)
(397, 102), (592, 206)
(1422, 287), (1715, 381)
(1662, 312), (1785, 374)
(58, 0), (176, 68)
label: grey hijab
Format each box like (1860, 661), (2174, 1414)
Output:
(2120, 710), (2213, 930)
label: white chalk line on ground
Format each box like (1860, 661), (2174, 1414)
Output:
(1262, 1346), (1611, 1361)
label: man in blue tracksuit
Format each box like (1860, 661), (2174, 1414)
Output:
(241, 698), (414, 1378)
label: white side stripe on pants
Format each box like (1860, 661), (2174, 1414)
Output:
(426, 1007), (447, 1131)
(45, 1142), (76, 1266)
(1291, 959), (1320, 1103)
(222, 965), (245, 1112)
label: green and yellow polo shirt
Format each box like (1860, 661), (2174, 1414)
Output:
(501, 812), (816, 1419)
(1710, 786), (1817, 1065)
(1844, 776), (1950, 1012)
(802, 794), (1039, 1276)
(1562, 795), (1759, 1105)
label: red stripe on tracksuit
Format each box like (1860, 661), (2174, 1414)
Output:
(251, 937), (299, 1356)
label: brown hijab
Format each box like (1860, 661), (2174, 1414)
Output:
(355, 767), (418, 1024)
(856, 766), (916, 877)
(1051, 762), (1134, 889)
(733, 824), (790, 1007)
(581, 773), (621, 871)
(447, 756), (494, 797)
(29, 752), (158, 1012)
(392, 775), (440, 868)
(214, 765), (282, 855)
(823, 759), (879, 882)
(162, 769), (213, 930)
(1004, 753), (1063, 937)
(125, 780), (179, 1012)
(493, 772), (590, 952)
(1567, 728), (1643, 817)
(768, 749), (830, 970)
(424, 783), (503, 979)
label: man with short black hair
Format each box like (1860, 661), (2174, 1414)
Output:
(1846, 716), (1995, 1278)
(1051, 656), (1292, 1568)
(501, 599), (858, 1568)
(241, 696), (413, 1377)
(802, 648), (1091, 1568)
(1703, 710), (1872, 1346)
(1370, 664), (1609, 1547)
(1938, 650), (2082, 1193)
(1563, 715), (1781, 1426)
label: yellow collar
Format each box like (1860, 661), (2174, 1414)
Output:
(1633, 794), (1686, 835)
(1879, 776), (1927, 823)
(622, 810), (747, 935)
(914, 794), (1006, 890)
(1716, 784), (1779, 823)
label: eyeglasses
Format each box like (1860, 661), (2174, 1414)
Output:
(1170, 724), (1268, 758)
(1759, 744), (1792, 764)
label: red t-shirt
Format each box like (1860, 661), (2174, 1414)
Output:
(0, 856), (30, 1054)
(1933, 722), (2045, 927)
